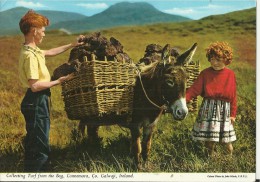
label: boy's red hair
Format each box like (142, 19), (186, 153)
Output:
(19, 10), (49, 35)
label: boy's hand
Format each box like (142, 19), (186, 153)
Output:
(58, 74), (74, 84)
(73, 35), (85, 46)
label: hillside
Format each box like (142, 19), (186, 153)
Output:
(201, 7), (256, 32)
(0, 7), (87, 36)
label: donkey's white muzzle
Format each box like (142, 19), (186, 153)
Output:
(171, 98), (188, 120)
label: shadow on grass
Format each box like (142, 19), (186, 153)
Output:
(0, 133), (135, 172)
(47, 133), (137, 172)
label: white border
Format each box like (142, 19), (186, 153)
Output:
(256, 1), (259, 181)
(0, 173), (256, 182)
(0, 1), (258, 182)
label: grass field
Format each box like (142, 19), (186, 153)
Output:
(0, 8), (256, 173)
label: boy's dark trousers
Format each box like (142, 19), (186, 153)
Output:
(21, 88), (51, 172)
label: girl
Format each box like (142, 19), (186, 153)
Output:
(186, 41), (237, 157)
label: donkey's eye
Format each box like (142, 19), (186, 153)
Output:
(166, 80), (175, 87)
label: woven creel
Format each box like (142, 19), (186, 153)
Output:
(62, 59), (136, 120)
(61, 59), (200, 120)
(184, 60), (200, 112)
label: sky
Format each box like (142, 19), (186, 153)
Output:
(0, 0), (257, 20)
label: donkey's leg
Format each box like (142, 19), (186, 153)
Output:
(78, 120), (86, 136)
(87, 125), (100, 143)
(130, 126), (142, 169)
(142, 124), (155, 167)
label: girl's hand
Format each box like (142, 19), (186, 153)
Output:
(230, 117), (236, 125)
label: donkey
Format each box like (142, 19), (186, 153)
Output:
(79, 43), (198, 169)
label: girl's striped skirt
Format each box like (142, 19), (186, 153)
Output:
(192, 99), (236, 143)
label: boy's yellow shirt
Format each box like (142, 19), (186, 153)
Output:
(19, 45), (51, 88)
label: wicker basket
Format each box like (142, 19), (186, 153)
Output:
(184, 60), (200, 112)
(62, 59), (136, 120)
(61, 59), (200, 120)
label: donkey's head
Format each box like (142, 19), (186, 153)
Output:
(160, 43), (197, 120)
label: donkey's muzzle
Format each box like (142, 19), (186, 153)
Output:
(171, 98), (188, 120)
(174, 107), (188, 120)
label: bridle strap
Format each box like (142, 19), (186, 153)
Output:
(136, 68), (167, 111)
(135, 67), (169, 128)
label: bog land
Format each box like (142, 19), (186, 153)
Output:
(0, 8), (256, 172)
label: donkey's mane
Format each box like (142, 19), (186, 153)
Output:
(138, 60), (175, 79)
(138, 61), (159, 77)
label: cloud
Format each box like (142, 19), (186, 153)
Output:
(164, 8), (194, 15)
(163, 4), (232, 19)
(164, 7), (200, 19)
(15, 0), (46, 8)
(197, 4), (228, 12)
(76, 3), (108, 9)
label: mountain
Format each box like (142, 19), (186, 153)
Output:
(1, 3), (255, 37)
(49, 2), (191, 33)
(0, 2), (190, 36)
(0, 7), (87, 36)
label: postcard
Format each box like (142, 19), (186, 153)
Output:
(0, 0), (257, 181)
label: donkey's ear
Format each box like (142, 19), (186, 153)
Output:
(176, 43), (197, 66)
(161, 44), (171, 66)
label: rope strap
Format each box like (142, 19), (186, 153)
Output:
(134, 66), (169, 128)
(137, 70), (161, 109)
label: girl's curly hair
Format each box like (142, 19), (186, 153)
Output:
(19, 10), (49, 35)
(205, 41), (233, 65)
